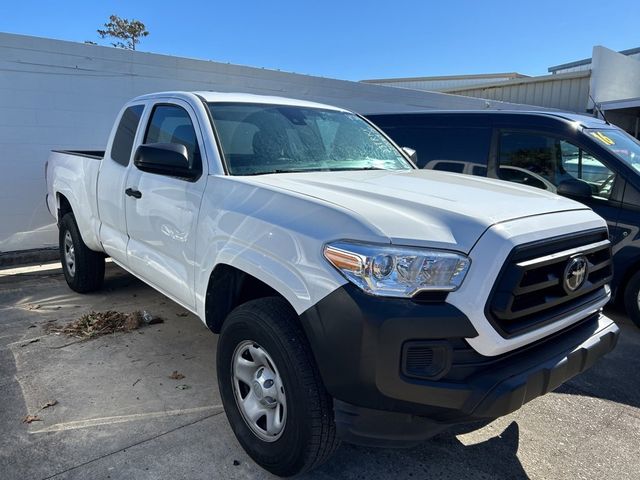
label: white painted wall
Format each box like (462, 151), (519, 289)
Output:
(0, 32), (532, 253)
(590, 46), (640, 106)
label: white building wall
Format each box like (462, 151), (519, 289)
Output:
(549, 49), (640, 75)
(0, 32), (535, 253)
(590, 46), (640, 106)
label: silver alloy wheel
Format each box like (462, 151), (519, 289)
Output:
(232, 340), (287, 442)
(637, 288), (640, 311)
(63, 231), (76, 277)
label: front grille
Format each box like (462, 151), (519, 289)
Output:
(487, 229), (612, 337)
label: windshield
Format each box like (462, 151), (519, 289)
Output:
(207, 103), (412, 175)
(585, 128), (640, 174)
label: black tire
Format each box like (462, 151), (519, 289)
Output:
(59, 213), (105, 293)
(217, 297), (339, 476)
(623, 270), (640, 328)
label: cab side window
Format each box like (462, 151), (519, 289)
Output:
(145, 105), (202, 171)
(111, 105), (144, 166)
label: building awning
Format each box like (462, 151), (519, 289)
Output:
(600, 97), (640, 111)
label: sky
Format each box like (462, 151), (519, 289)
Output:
(1, 0), (639, 81)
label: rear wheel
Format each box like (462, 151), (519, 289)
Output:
(623, 271), (640, 328)
(59, 213), (105, 293)
(217, 297), (339, 476)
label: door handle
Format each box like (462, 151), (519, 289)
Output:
(125, 187), (142, 199)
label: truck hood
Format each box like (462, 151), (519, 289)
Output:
(243, 169), (588, 253)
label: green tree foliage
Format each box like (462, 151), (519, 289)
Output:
(97, 15), (149, 50)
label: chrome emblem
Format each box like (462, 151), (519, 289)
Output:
(563, 256), (588, 293)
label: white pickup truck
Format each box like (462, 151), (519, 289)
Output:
(46, 91), (619, 476)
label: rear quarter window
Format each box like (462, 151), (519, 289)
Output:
(111, 105), (144, 166)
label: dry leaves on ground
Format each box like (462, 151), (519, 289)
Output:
(41, 400), (58, 409)
(46, 311), (144, 339)
(21, 399), (58, 424)
(22, 415), (41, 424)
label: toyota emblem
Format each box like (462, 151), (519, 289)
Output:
(563, 256), (588, 293)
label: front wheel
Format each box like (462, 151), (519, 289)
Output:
(623, 271), (640, 328)
(217, 297), (339, 476)
(59, 213), (105, 293)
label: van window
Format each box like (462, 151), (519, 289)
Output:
(498, 132), (557, 190)
(586, 128), (640, 173)
(111, 105), (144, 166)
(380, 126), (491, 173)
(498, 131), (615, 198)
(560, 141), (615, 199)
(145, 105), (201, 170)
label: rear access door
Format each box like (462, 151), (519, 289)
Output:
(97, 104), (145, 265)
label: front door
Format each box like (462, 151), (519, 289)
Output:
(124, 101), (207, 308)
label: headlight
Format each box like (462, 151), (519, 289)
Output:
(323, 241), (470, 298)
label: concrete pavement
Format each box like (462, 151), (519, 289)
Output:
(1, 262), (638, 479)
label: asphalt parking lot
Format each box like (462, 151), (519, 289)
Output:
(1, 262), (638, 480)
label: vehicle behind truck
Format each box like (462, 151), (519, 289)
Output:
(368, 110), (640, 328)
(46, 93), (619, 476)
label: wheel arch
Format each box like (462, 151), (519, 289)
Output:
(56, 192), (73, 222)
(204, 263), (302, 334)
(54, 189), (102, 252)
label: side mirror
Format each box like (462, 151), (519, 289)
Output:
(402, 147), (418, 164)
(557, 178), (592, 199)
(134, 143), (196, 179)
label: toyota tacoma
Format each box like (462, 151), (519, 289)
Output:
(45, 92), (619, 476)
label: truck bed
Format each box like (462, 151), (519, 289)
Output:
(46, 149), (105, 252)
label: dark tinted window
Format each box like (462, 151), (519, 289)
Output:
(499, 166), (550, 190)
(472, 165), (488, 176)
(145, 105), (201, 170)
(498, 131), (615, 197)
(379, 126), (491, 173)
(111, 105), (143, 166)
(431, 161), (465, 173)
(498, 132), (556, 184)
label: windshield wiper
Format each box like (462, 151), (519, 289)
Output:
(325, 166), (387, 171)
(244, 168), (327, 176)
(243, 166), (389, 176)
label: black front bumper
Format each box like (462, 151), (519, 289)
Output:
(299, 285), (619, 446)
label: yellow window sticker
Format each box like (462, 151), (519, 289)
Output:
(590, 131), (615, 146)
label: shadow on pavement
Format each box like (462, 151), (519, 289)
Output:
(314, 421), (528, 479)
(556, 305), (640, 409)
